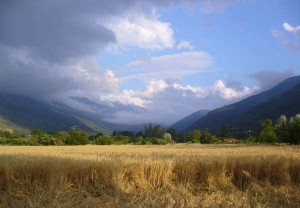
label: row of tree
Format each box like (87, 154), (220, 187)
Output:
(0, 129), (90, 146)
(0, 124), (175, 146)
(0, 114), (299, 145)
(258, 114), (300, 144)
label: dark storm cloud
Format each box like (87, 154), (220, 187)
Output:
(0, 0), (197, 61)
(0, 0), (195, 72)
(0, 1), (117, 62)
(0, 45), (76, 96)
(250, 70), (294, 91)
(0, 0), (218, 62)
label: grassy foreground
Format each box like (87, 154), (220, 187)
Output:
(0, 144), (300, 207)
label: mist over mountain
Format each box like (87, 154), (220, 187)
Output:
(0, 93), (145, 134)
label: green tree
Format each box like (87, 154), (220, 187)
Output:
(188, 130), (201, 143)
(144, 124), (165, 138)
(55, 131), (69, 145)
(275, 115), (289, 143)
(136, 131), (144, 138)
(259, 119), (277, 143)
(95, 135), (114, 145)
(67, 130), (89, 145)
(201, 132), (216, 144)
(218, 124), (229, 138)
(31, 129), (47, 137)
(288, 114), (300, 144)
(114, 131), (136, 143)
(163, 132), (173, 143)
(134, 136), (146, 145)
(30, 130), (56, 145)
(166, 128), (177, 140)
(176, 132), (188, 143)
(114, 135), (130, 144)
(0, 131), (18, 139)
(112, 130), (117, 136)
(89, 132), (104, 141)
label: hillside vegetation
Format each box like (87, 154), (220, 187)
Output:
(0, 115), (29, 135)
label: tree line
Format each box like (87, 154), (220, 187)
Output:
(258, 114), (300, 144)
(0, 114), (299, 145)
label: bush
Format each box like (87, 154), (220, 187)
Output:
(0, 137), (29, 145)
(134, 137), (146, 145)
(163, 132), (173, 143)
(157, 138), (168, 145)
(36, 134), (56, 145)
(114, 135), (130, 144)
(201, 132), (217, 144)
(0, 131), (19, 139)
(145, 137), (160, 145)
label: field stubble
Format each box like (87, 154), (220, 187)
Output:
(0, 144), (300, 207)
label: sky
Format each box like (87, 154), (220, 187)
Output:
(0, 0), (300, 125)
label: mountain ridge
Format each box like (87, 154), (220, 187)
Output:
(170, 110), (209, 132)
(235, 83), (300, 130)
(187, 75), (300, 132)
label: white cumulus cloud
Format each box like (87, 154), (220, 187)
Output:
(106, 13), (174, 50)
(212, 80), (252, 99)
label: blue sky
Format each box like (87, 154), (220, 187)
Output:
(100, 0), (300, 88)
(0, 0), (300, 125)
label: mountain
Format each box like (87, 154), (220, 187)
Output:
(188, 75), (300, 132)
(236, 83), (300, 130)
(170, 110), (209, 132)
(0, 93), (114, 134)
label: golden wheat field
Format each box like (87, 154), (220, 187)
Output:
(0, 144), (300, 208)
